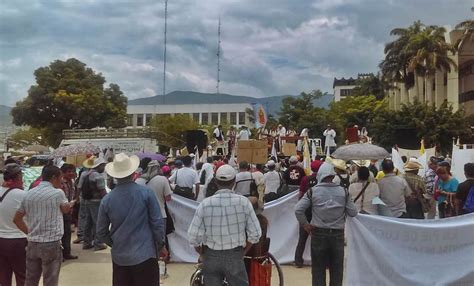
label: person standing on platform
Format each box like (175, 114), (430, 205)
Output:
(323, 125), (337, 155)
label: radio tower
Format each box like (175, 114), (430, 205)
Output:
(162, 0), (168, 104)
(216, 17), (221, 95)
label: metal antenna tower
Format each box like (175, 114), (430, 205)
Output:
(162, 0), (168, 104)
(216, 17), (221, 95)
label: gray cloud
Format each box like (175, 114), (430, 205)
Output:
(0, 0), (472, 106)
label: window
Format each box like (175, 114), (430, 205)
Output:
(202, 113), (209, 125)
(230, 112), (237, 125)
(193, 113), (200, 123)
(220, 113), (227, 124)
(238, 112), (246, 125)
(127, 114), (133, 126)
(145, 114), (153, 126)
(136, 114), (144, 126)
(340, 89), (353, 97)
(211, 113), (219, 125)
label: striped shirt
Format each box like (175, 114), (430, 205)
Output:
(188, 189), (262, 250)
(18, 181), (68, 242)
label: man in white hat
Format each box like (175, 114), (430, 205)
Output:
(96, 153), (165, 286)
(77, 156), (107, 251)
(295, 162), (357, 286)
(188, 164), (261, 286)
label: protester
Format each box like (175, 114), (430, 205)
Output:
(368, 160), (378, 178)
(13, 165), (74, 286)
(294, 160), (322, 268)
(277, 124), (287, 152)
(226, 126), (237, 155)
(0, 163), (27, 286)
(237, 126), (251, 140)
(188, 164), (261, 286)
(323, 124), (337, 155)
(78, 157), (107, 251)
(252, 164), (265, 201)
(436, 166), (459, 218)
(96, 153), (165, 286)
(456, 163), (474, 215)
(377, 159), (411, 218)
(424, 156), (440, 219)
(213, 125), (225, 156)
(284, 156), (306, 192)
(263, 160), (281, 202)
(332, 159), (350, 190)
(60, 164), (79, 260)
(169, 155), (199, 200)
(403, 160), (428, 219)
(348, 166), (380, 215)
(234, 161), (258, 197)
(295, 162), (358, 286)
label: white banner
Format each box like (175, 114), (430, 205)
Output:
(346, 214), (474, 286)
(167, 191), (311, 264)
(452, 145), (474, 182)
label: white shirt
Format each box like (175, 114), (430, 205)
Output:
(238, 129), (251, 140)
(200, 163), (215, 186)
(278, 127), (287, 137)
(136, 176), (172, 218)
(234, 171), (253, 196)
(323, 129), (337, 147)
(263, 171), (281, 195)
(348, 182), (380, 214)
(252, 171), (264, 187)
(169, 167), (199, 189)
(213, 128), (224, 141)
(187, 189), (262, 250)
(0, 187), (27, 239)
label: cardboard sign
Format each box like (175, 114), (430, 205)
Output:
(282, 143), (297, 156)
(237, 140), (268, 164)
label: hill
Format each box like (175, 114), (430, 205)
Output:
(128, 90), (333, 115)
(0, 105), (12, 127)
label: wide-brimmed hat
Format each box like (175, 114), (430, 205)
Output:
(404, 160), (423, 172)
(105, 153), (140, 179)
(327, 158), (347, 171)
(353, 160), (370, 168)
(83, 156), (106, 169)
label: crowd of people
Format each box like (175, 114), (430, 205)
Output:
(1, 142), (473, 286)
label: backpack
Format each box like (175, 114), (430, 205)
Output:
(306, 174), (318, 192)
(337, 174), (350, 190)
(81, 173), (99, 200)
(463, 186), (474, 213)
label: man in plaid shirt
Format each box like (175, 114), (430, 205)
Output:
(188, 164), (261, 286)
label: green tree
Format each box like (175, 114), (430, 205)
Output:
(351, 74), (389, 100)
(149, 114), (199, 149)
(454, 8), (474, 50)
(370, 101), (472, 153)
(11, 58), (128, 147)
(8, 128), (48, 150)
(278, 90), (328, 138)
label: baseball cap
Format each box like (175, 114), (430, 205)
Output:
(215, 164), (236, 181)
(266, 160), (276, 167)
(311, 160), (323, 172)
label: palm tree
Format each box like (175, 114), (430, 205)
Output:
(454, 7), (474, 50)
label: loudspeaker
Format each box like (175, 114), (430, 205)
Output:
(186, 130), (208, 155)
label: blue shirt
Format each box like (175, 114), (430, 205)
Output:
(96, 181), (165, 266)
(437, 177), (459, 204)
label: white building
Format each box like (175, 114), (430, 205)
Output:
(333, 73), (372, 102)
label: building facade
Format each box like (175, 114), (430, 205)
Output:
(333, 73), (372, 102)
(127, 103), (253, 127)
(387, 29), (474, 117)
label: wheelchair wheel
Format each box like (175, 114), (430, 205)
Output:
(268, 252), (284, 286)
(190, 266), (203, 286)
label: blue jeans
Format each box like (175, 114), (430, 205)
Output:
(83, 200), (102, 247)
(76, 198), (87, 239)
(311, 228), (345, 286)
(26, 241), (62, 286)
(202, 247), (248, 286)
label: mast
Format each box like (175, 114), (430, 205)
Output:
(163, 0), (168, 104)
(216, 17), (221, 95)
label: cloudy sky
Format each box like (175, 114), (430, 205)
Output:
(0, 0), (472, 106)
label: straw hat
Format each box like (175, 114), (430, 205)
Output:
(105, 153), (140, 179)
(83, 156), (106, 169)
(353, 160), (370, 168)
(328, 158), (347, 171)
(404, 160), (423, 172)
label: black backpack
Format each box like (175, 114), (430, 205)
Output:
(306, 174), (318, 191)
(337, 174), (350, 190)
(81, 173), (98, 200)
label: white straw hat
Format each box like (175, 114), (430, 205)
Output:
(105, 153), (140, 179)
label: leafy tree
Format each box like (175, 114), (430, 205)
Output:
(149, 114), (199, 149)
(245, 108), (255, 124)
(11, 58), (128, 147)
(278, 90), (328, 138)
(454, 8), (474, 50)
(370, 101), (472, 153)
(8, 128), (48, 150)
(351, 74), (389, 100)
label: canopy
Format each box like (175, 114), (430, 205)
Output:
(332, 143), (389, 161)
(50, 143), (101, 158)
